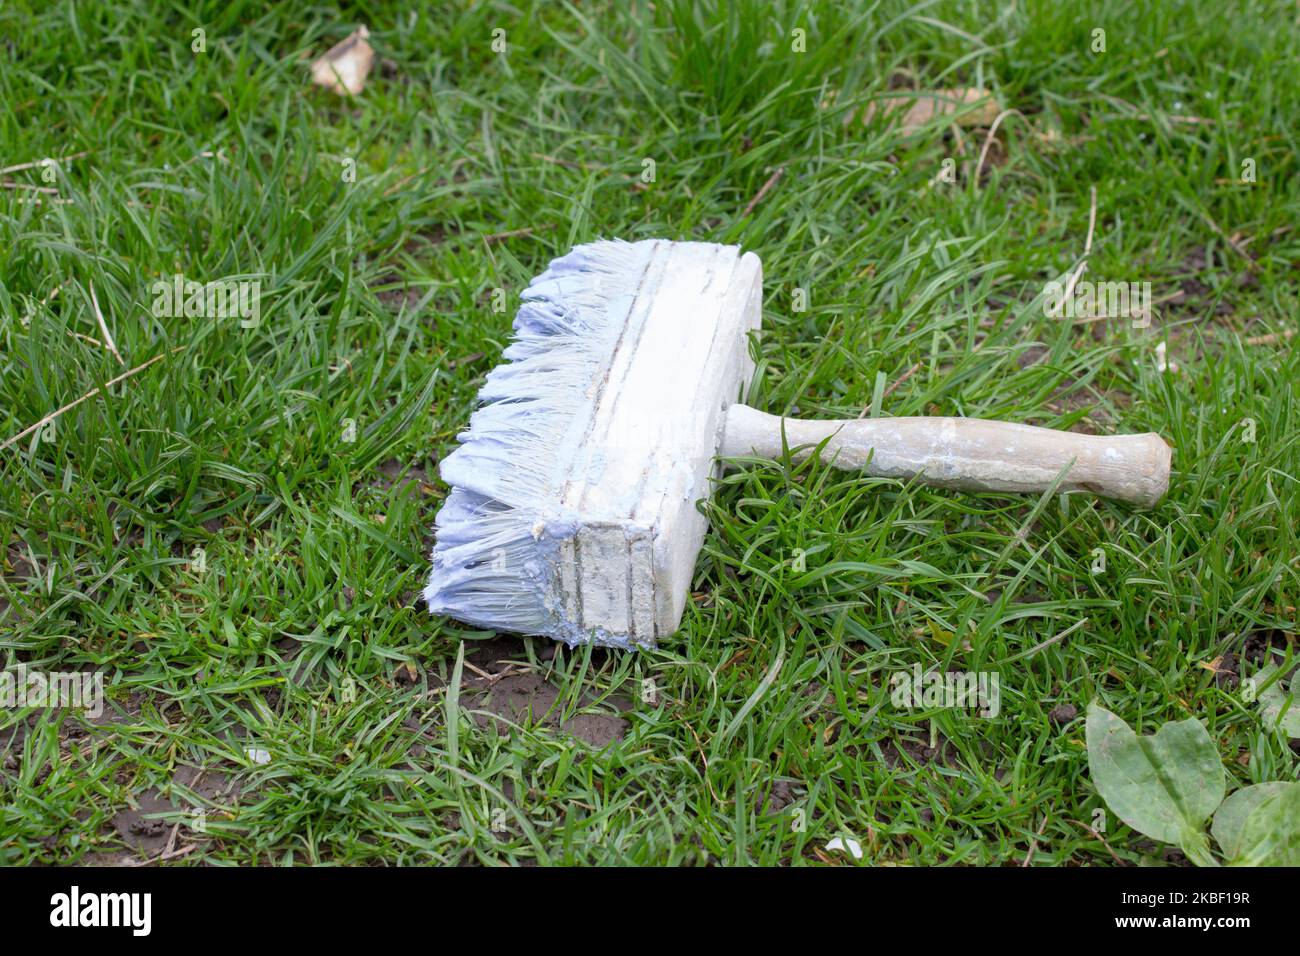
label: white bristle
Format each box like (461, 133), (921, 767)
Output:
(423, 239), (656, 646)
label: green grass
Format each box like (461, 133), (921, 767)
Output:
(1, 0), (1297, 865)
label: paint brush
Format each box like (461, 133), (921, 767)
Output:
(425, 240), (1171, 648)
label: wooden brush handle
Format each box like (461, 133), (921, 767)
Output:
(720, 404), (1172, 507)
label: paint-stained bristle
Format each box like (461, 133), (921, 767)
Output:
(423, 239), (655, 645)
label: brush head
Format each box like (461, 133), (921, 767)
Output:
(425, 239), (763, 648)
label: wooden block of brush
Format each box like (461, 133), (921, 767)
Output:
(555, 241), (762, 646)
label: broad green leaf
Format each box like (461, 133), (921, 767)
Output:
(1179, 829), (1218, 868)
(1086, 704), (1225, 846)
(1230, 783), (1300, 866)
(1254, 663), (1300, 739)
(1212, 783), (1291, 859)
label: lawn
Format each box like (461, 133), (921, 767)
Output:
(1, 0), (1297, 866)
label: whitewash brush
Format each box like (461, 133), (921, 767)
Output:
(425, 240), (1171, 648)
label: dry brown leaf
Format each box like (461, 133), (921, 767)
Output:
(311, 26), (374, 96)
(858, 87), (999, 134)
